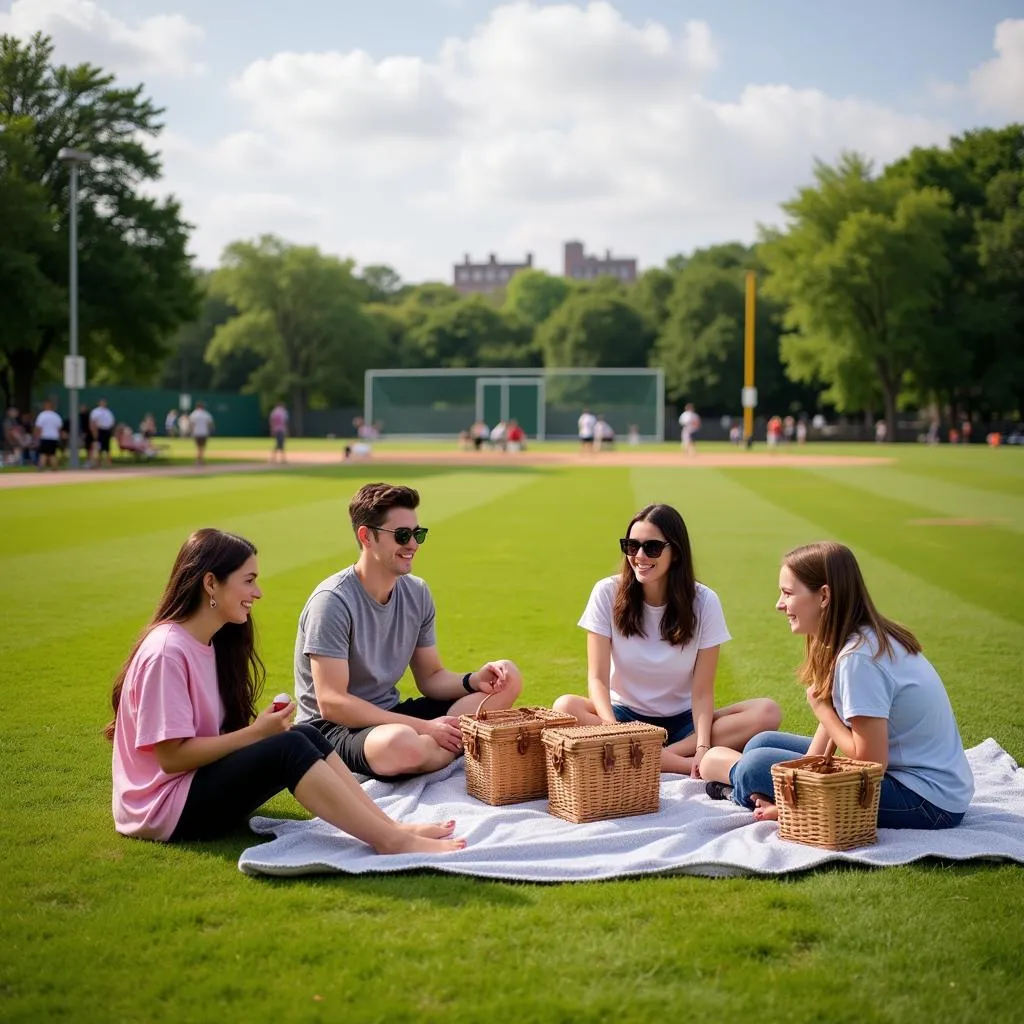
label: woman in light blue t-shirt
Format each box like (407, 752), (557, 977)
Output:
(553, 503), (782, 777)
(701, 541), (974, 829)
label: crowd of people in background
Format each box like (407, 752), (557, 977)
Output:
(0, 397), (219, 470)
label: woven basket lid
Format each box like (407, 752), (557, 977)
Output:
(541, 722), (667, 749)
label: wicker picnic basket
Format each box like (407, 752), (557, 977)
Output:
(542, 722), (667, 823)
(459, 695), (577, 806)
(770, 741), (884, 850)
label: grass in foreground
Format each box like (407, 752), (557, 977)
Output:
(1, 445), (1023, 1022)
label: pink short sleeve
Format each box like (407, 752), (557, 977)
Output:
(133, 648), (199, 750)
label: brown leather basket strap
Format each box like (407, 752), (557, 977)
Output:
(858, 769), (874, 808)
(781, 771), (798, 807)
(465, 729), (479, 761)
(516, 726), (529, 755)
(629, 739), (643, 769)
(602, 743), (616, 773)
(822, 739), (837, 768)
(551, 738), (565, 775)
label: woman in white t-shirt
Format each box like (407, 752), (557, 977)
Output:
(554, 504), (781, 776)
(700, 542), (974, 828)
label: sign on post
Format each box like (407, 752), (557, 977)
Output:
(179, 393), (192, 411)
(741, 387), (758, 409)
(63, 356), (86, 389)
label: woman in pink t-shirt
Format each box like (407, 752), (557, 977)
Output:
(108, 528), (465, 853)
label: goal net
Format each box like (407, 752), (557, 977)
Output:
(364, 368), (664, 440)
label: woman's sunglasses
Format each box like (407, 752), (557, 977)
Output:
(620, 538), (670, 558)
(375, 526), (429, 545)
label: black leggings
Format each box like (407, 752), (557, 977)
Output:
(170, 725), (335, 841)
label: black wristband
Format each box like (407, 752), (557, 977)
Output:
(462, 672), (475, 693)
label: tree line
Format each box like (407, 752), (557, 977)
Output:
(3, 34), (1022, 437)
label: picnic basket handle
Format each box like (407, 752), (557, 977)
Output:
(473, 692), (495, 720)
(822, 739), (837, 766)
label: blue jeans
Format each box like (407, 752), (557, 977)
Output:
(728, 731), (965, 830)
(613, 704), (694, 745)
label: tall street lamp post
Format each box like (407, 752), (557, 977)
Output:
(57, 146), (94, 468)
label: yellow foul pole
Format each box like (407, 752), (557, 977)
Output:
(743, 270), (756, 441)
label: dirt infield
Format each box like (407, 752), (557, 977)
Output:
(0, 446), (893, 489)
(216, 448), (894, 469)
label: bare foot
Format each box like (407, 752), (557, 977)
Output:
(378, 833), (467, 855)
(752, 797), (779, 822)
(401, 819), (456, 839)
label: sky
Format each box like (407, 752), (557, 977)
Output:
(3, 0), (1023, 283)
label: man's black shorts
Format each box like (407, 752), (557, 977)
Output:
(308, 695), (458, 779)
(96, 428), (112, 453)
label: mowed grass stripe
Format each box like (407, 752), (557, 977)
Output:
(803, 465), (1024, 533)
(631, 466), (1024, 752)
(722, 468), (1024, 628)
(897, 460), (1024, 497)
(0, 469), (541, 660)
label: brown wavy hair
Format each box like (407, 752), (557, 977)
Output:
(784, 541), (921, 700)
(613, 504), (697, 647)
(104, 529), (265, 741)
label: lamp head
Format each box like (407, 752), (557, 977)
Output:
(57, 147), (94, 164)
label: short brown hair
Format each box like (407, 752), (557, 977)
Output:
(349, 482), (420, 536)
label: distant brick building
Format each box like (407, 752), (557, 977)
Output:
(563, 240), (637, 283)
(453, 252), (533, 294)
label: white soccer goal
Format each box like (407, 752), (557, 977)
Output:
(364, 367), (665, 441)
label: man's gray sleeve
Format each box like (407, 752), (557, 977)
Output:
(302, 590), (352, 659)
(417, 585), (437, 648)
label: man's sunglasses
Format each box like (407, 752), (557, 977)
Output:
(375, 526), (429, 545)
(620, 538), (670, 558)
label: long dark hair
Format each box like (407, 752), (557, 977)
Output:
(784, 541), (921, 701)
(613, 504), (698, 646)
(104, 529), (265, 741)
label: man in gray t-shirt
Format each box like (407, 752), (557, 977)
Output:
(294, 482), (523, 780)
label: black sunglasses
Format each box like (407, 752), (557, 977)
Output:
(620, 537), (670, 558)
(375, 526), (429, 545)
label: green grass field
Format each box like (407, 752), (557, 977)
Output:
(2, 443), (1023, 1022)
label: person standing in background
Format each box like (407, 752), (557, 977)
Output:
(34, 399), (64, 471)
(89, 398), (116, 468)
(578, 407), (596, 453)
(679, 404), (701, 455)
(269, 402), (289, 465)
(165, 409), (178, 437)
(189, 402), (214, 467)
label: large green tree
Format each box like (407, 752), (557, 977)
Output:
(407, 296), (534, 368)
(887, 125), (1024, 419)
(502, 269), (571, 328)
(759, 154), (953, 436)
(652, 245), (814, 415)
(536, 291), (653, 368)
(207, 236), (386, 433)
(0, 32), (197, 410)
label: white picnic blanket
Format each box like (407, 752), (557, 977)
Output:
(238, 739), (1024, 879)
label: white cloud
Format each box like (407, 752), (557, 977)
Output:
(969, 18), (1024, 117)
(0, 0), (204, 78)
(146, 1), (957, 280)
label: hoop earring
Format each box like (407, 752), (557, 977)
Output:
(209, 597), (217, 609)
